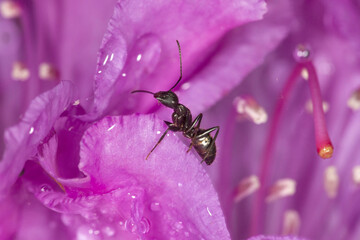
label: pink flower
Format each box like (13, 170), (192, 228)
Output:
(1, 0), (360, 239)
(1, 0), (267, 239)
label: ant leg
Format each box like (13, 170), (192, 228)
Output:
(186, 113), (203, 134)
(146, 128), (170, 160)
(187, 142), (193, 153)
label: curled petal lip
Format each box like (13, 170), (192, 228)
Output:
(34, 114), (230, 239)
(0, 81), (73, 198)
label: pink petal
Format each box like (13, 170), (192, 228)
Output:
(36, 114), (230, 239)
(0, 81), (72, 197)
(91, 0), (267, 117)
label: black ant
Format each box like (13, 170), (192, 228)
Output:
(131, 40), (219, 165)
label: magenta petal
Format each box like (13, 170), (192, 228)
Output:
(247, 236), (308, 240)
(37, 114), (230, 239)
(91, 0), (267, 117)
(0, 81), (72, 197)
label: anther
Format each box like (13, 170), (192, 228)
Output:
(352, 166), (360, 186)
(347, 88), (360, 111)
(39, 63), (59, 80)
(12, 62), (30, 81)
(305, 100), (329, 114)
(266, 178), (296, 202)
(0, 1), (21, 19)
(282, 210), (301, 235)
(234, 175), (260, 203)
(324, 166), (339, 198)
(233, 96), (268, 124)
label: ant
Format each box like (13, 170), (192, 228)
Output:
(131, 40), (219, 165)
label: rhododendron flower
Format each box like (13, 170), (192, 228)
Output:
(1, 0), (360, 240)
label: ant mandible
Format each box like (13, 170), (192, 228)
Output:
(131, 40), (219, 165)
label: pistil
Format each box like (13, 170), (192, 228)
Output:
(251, 46), (333, 234)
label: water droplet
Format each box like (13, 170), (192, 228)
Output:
(293, 44), (311, 62)
(139, 217), (151, 234)
(122, 73), (126, 77)
(150, 202), (161, 211)
(107, 124), (116, 131)
(181, 82), (191, 90)
(29, 126), (34, 134)
(174, 221), (183, 231)
(125, 219), (137, 233)
(206, 207), (213, 216)
(103, 226), (115, 237)
(40, 185), (52, 192)
(88, 229), (94, 235)
(156, 130), (161, 134)
(136, 54), (142, 62)
(178, 182), (183, 187)
(96, 35), (127, 86)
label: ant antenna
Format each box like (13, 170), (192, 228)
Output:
(168, 40), (182, 92)
(131, 90), (155, 95)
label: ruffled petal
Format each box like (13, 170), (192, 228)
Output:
(35, 114), (230, 239)
(247, 236), (308, 240)
(0, 81), (72, 198)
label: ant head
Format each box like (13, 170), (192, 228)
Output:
(154, 91), (179, 109)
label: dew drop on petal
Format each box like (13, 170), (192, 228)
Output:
(102, 226), (115, 237)
(181, 82), (191, 90)
(150, 202), (161, 211)
(206, 207), (213, 216)
(29, 127), (35, 135)
(139, 217), (151, 234)
(174, 221), (183, 231)
(293, 44), (311, 62)
(40, 184), (52, 192)
(125, 219), (137, 233)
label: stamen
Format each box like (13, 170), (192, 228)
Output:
(324, 166), (339, 198)
(305, 99), (329, 114)
(282, 210), (301, 235)
(266, 178), (296, 202)
(303, 61), (333, 159)
(12, 61), (30, 81)
(352, 166), (360, 186)
(347, 88), (360, 111)
(0, 1), (21, 19)
(39, 63), (59, 80)
(233, 96), (268, 124)
(234, 175), (260, 203)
